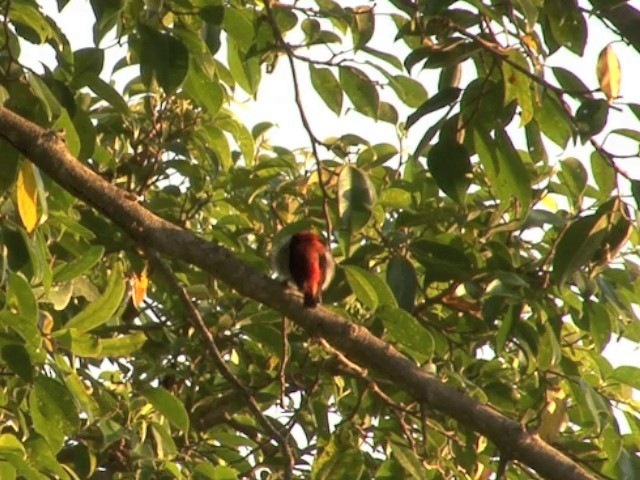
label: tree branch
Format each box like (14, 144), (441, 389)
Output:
(0, 107), (596, 480)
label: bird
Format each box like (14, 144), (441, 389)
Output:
(272, 231), (335, 307)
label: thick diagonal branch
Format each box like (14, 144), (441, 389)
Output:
(0, 107), (595, 480)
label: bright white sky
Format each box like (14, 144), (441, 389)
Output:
(20, 0), (640, 371)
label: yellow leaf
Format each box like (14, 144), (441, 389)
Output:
(522, 34), (539, 55)
(17, 162), (39, 233)
(538, 388), (567, 442)
(40, 311), (54, 352)
(540, 193), (558, 212)
(596, 44), (621, 103)
(131, 266), (149, 309)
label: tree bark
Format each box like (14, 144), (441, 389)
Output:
(0, 107), (597, 480)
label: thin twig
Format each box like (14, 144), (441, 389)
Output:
(263, 2), (333, 240)
(147, 251), (295, 480)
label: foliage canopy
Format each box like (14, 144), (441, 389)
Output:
(1, 0), (640, 479)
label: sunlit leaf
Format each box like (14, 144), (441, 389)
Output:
(53, 245), (104, 283)
(30, 376), (79, 452)
(351, 6), (374, 50)
(16, 161), (39, 233)
(339, 66), (379, 119)
(131, 266), (149, 309)
(310, 65), (343, 115)
(64, 263), (126, 332)
(338, 165), (376, 240)
(143, 387), (190, 432)
(596, 44), (621, 103)
(473, 128), (531, 215)
(552, 214), (608, 286)
(378, 306), (433, 363)
(343, 265), (379, 310)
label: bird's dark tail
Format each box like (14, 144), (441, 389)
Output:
(303, 293), (319, 308)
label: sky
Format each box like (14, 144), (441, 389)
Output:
(18, 0), (640, 372)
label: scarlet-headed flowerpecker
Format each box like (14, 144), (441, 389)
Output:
(273, 231), (335, 307)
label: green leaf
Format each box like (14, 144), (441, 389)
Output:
(558, 157), (587, 209)
(610, 128), (640, 141)
(378, 306), (434, 363)
(52, 109), (80, 158)
(536, 92), (572, 148)
(389, 75), (428, 108)
(357, 143), (398, 168)
(82, 74), (129, 114)
(545, 0), (586, 55)
(427, 140), (471, 204)
(73, 47), (104, 79)
(552, 67), (591, 97)
(584, 302), (611, 352)
(343, 265), (379, 310)
(63, 372), (102, 420)
(1, 344), (33, 382)
(339, 66), (379, 119)
(378, 188), (411, 208)
(361, 46), (402, 70)
(574, 99), (608, 141)
(143, 387), (190, 432)
(219, 117), (255, 166)
(352, 6), (374, 49)
(438, 63), (462, 90)
(391, 441), (428, 480)
(184, 64), (223, 116)
(30, 376), (79, 452)
(0, 433), (26, 456)
(311, 434), (365, 480)
(53, 328), (101, 356)
(309, 65), (343, 115)
(201, 125), (232, 171)
(0, 312), (41, 351)
(222, 7), (255, 50)
(140, 25), (189, 94)
(609, 366), (640, 390)
(502, 50), (533, 125)
(53, 245), (104, 283)
(410, 239), (471, 282)
(227, 37), (260, 95)
(514, 0), (539, 30)
(338, 165), (376, 238)
(72, 107), (97, 161)
(461, 78), (513, 130)
(9, 2), (54, 44)
(407, 87), (460, 128)
(64, 263), (126, 332)
(150, 421), (177, 459)
(537, 322), (561, 370)
(525, 120), (548, 164)
(631, 180), (640, 209)
(99, 332), (147, 357)
(386, 257), (417, 312)
(552, 214), (609, 286)
(420, 43), (479, 69)
(0, 138), (19, 192)
(194, 464), (239, 480)
(378, 101), (398, 124)
(27, 74), (61, 121)
(474, 128), (531, 214)
(8, 271), (37, 322)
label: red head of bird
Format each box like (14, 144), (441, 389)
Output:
(272, 231), (335, 307)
